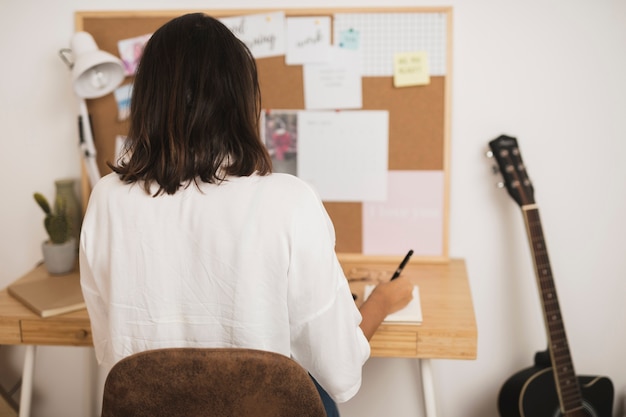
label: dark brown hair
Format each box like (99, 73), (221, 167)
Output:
(110, 13), (272, 195)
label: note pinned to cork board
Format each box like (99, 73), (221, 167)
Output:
(393, 51), (430, 87)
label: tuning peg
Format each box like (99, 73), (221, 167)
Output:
(496, 182), (505, 188)
(486, 150), (494, 158)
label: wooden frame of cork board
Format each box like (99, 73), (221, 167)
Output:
(75, 7), (453, 263)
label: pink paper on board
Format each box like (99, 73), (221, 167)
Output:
(362, 170), (444, 256)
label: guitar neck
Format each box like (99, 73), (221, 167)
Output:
(522, 205), (584, 413)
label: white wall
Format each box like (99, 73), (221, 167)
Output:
(1, 1), (625, 416)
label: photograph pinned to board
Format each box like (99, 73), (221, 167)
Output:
(261, 109), (298, 176)
(118, 33), (151, 76)
(114, 83), (133, 121)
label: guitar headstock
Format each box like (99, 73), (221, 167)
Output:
(488, 135), (535, 207)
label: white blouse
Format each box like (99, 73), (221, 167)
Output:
(79, 172), (370, 403)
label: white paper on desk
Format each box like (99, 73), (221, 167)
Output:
(303, 47), (362, 110)
(219, 12), (286, 58)
(297, 110), (388, 202)
(364, 284), (422, 324)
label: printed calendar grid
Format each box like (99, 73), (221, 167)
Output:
(333, 12), (448, 77)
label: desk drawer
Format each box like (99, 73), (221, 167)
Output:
(21, 320), (92, 346)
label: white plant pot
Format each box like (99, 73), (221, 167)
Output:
(41, 238), (77, 275)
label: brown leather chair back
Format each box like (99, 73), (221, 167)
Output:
(101, 347), (326, 417)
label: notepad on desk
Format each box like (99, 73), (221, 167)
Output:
(8, 274), (85, 318)
(364, 284), (422, 324)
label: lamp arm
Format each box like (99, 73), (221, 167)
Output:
(78, 98), (101, 188)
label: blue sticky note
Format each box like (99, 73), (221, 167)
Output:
(338, 28), (360, 50)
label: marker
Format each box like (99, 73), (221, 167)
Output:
(390, 249), (414, 280)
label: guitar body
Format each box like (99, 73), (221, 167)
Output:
(498, 364), (614, 417)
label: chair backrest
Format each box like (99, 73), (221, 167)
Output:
(100, 347), (327, 417)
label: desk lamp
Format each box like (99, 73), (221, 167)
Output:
(59, 32), (125, 188)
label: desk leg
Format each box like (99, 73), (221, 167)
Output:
(18, 345), (36, 417)
(420, 359), (437, 417)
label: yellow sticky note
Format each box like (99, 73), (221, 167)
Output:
(393, 51), (430, 88)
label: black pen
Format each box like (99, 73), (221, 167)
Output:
(390, 249), (414, 280)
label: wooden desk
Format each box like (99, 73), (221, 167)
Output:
(342, 258), (477, 360)
(0, 267), (91, 347)
(0, 259), (476, 417)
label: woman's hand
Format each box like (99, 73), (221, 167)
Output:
(358, 276), (414, 340)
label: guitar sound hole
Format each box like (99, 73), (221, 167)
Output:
(552, 401), (599, 417)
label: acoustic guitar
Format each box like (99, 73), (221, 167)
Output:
(488, 135), (614, 417)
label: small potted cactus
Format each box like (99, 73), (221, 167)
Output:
(34, 192), (76, 274)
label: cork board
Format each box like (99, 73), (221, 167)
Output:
(76, 8), (452, 262)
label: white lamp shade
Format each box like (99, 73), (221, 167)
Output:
(70, 32), (125, 99)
